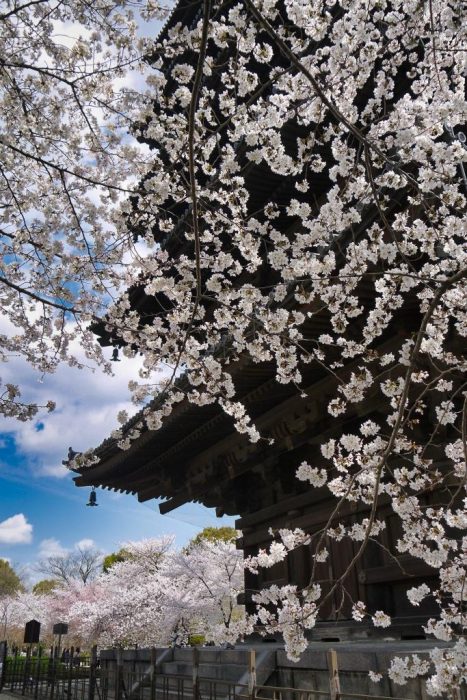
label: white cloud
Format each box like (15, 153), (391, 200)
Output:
(0, 316), (149, 478)
(0, 514), (33, 544)
(37, 537), (99, 560)
(38, 538), (68, 559)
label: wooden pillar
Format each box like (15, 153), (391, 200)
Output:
(48, 645), (56, 700)
(150, 648), (157, 700)
(21, 644), (31, 696)
(192, 647), (199, 700)
(88, 646), (98, 700)
(115, 648), (123, 700)
(248, 650), (256, 700)
(327, 649), (341, 700)
(33, 647), (42, 700)
(67, 646), (75, 700)
(0, 640), (7, 691)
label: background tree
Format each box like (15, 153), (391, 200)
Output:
(0, 594), (14, 641)
(102, 549), (129, 573)
(32, 579), (61, 596)
(0, 559), (25, 640)
(188, 526), (237, 548)
(67, 537), (177, 646)
(37, 546), (102, 585)
(1, 591), (49, 643)
(37, 536), (246, 648)
(0, 559), (24, 597)
(168, 539), (245, 645)
(117, 537), (173, 572)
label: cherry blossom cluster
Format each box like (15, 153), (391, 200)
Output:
(82, 0), (467, 691)
(0, 0), (170, 418)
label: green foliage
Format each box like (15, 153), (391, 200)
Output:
(102, 548), (129, 573)
(188, 634), (205, 646)
(0, 559), (24, 596)
(189, 526), (237, 548)
(32, 579), (61, 595)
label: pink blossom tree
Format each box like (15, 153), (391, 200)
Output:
(66, 537), (245, 647)
(166, 539), (246, 645)
(65, 538), (175, 647)
(3, 592), (50, 640)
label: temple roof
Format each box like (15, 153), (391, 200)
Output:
(73, 302), (414, 515)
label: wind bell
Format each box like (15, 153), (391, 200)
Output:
(86, 487), (98, 507)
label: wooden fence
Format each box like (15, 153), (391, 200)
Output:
(0, 643), (462, 700)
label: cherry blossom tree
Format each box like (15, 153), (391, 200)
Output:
(60, 537), (174, 646)
(0, 540), (174, 647)
(166, 539), (246, 645)
(0, 0), (170, 420)
(2, 591), (50, 643)
(62, 537), (244, 647)
(0, 593), (16, 640)
(74, 0), (465, 693)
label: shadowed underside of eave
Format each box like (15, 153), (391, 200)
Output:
(73, 313), (416, 516)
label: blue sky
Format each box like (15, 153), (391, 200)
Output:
(0, 348), (235, 584)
